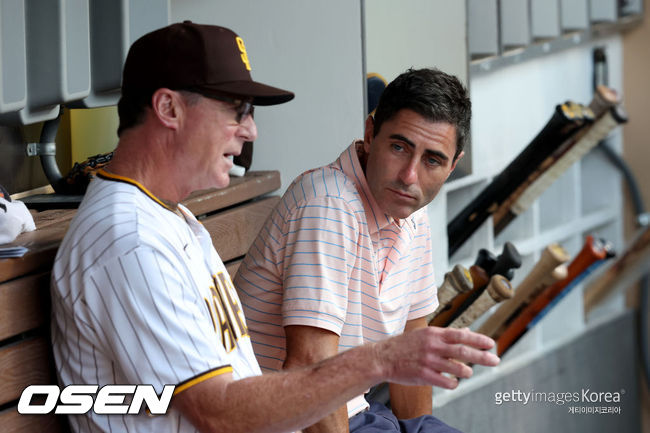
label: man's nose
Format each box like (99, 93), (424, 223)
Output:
(238, 115), (258, 142)
(398, 158), (418, 185)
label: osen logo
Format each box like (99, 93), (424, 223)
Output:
(18, 384), (175, 415)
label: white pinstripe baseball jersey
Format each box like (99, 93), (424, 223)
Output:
(51, 170), (261, 433)
(234, 141), (438, 417)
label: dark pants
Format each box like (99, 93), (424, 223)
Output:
(349, 402), (463, 433)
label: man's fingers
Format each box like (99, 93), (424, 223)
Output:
(438, 342), (499, 367)
(430, 372), (459, 389)
(441, 327), (495, 350)
(382, 326), (499, 387)
(432, 357), (474, 379)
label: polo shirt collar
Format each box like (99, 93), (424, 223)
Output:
(337, 140), (416, 235)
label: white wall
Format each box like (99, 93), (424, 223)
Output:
(364, 0), (467, 84)
(171, 0), (366, 192)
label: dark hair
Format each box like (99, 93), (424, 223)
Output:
(372, 68), (471, 160)
(116, 90), (203, 137)
(117, 92), (151, 137)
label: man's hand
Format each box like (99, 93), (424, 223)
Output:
(375, 326), (499, 389)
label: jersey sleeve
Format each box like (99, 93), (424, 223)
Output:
(406, 209), (439, 320)
(280, 196), (360, 335)
(78, 246), (231, 392)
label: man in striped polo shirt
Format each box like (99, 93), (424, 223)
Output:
(235, 68), (474, 432)
(51, 23), (498, 433)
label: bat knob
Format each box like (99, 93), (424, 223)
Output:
(491, 242), (522, 278)
(474, 249), (497, 274)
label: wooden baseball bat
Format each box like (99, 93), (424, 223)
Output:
(530, 259), (610, 328)
(589, 85), (620, 115)
(449, 275), (513, 329)
(490, 241), (522, 279)
(429, 265), (489, 327)
(474, 249), (497, 275)
(584, 226), (650, 314)
(426, 265), (473, 324)
(479, 265), (566, 339)
(498, 105), (628, 227)
(477, 243), (570, 338)
(469, 265), (491, 290)
(492, 87), (621, 233)
(491, 106), (593, 232)
(433, 242), (522, 327)
(447, 103), (585, 257)
(496, 236), (608, 356)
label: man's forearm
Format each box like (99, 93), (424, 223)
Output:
(174, 326), (500, 433)
(175, 342), (381, 433)
(283, 325), (349, 433)
(388, 317), (434, 419)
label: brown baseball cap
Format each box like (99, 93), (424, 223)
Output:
(121, 21), (294, 106)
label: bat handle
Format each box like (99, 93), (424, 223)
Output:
(476, 243), (570, 338)
(588, 85), (620, 116)
(449, 275), (513, 329)
(474, 249), (497, 274)
(429, 265), (489, 327)
(430, 264), (473, 317)
(491, 242), (522, 277)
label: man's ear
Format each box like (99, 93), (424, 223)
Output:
(363, 115), (375, 154)
(449, 150), (465, 174)
(151, 88), (182, 131)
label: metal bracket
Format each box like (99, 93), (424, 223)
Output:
(26, 141), (56, 157)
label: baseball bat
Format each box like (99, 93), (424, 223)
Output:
(492, 87), (621, 233)
(449, 275), (513, 329)
(528, 239), (615, 328)
(427, 264), (474, 323)
(430, 242), (521, 327)
(477, 243), (570, 338)
(469, 265), (491, 290)
(589, 85), (620, 115)
(491, 105), (593, 231)
(477, 263), (569, 340)
(429, 265), (489, 327)
(584, 226), (650, 314)
(447, 102), (585, 257)
(496, 236), (608, 355)
(496, 105), (628, 229)
(490, 242), (522, 279)
(474, 249), (497, 275)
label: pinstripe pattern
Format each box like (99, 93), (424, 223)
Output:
(234, 141), (438, 417)
(51, 173), (261, 432)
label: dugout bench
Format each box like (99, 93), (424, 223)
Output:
(0, 171), (280, 432)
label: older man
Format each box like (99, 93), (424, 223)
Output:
(235, 68), (472, 432)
